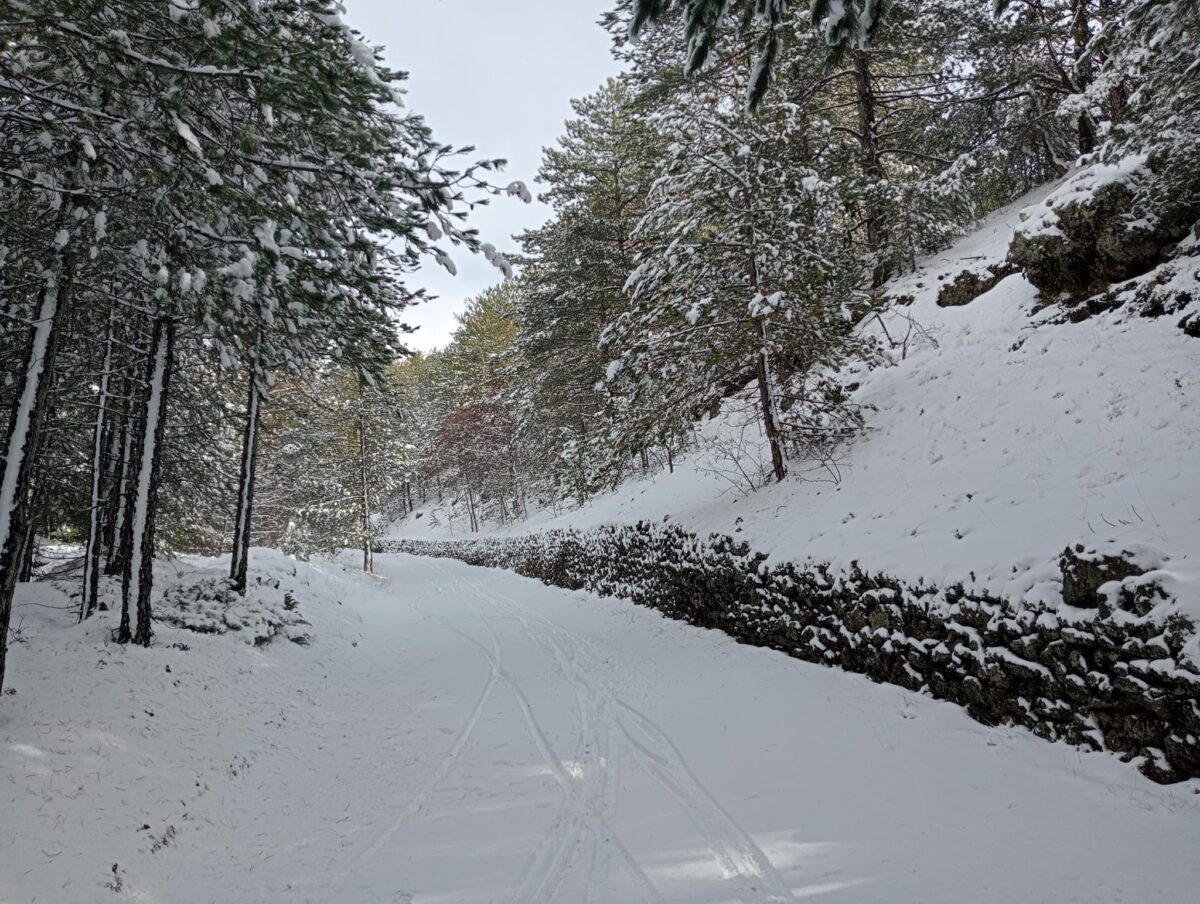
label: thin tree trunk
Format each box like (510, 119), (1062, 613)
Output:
(230, 363), (262, 594)
(116, 400), (144, 644)
(756, 319), (787, 483)
(358, 381), (373, 573)
(852, 49), (891, 288)
(1071, 0), (1098, 154)
(466, 484), (479, 533)
(107, 406), (135, 577)
(99, 412), (121, 562)
(81, 313), (117, 621)
(17, 500), (37, 583)
(101, 391), (127, 576)
(745, 236), (786, 484)
(122, 318), (175, 647)
(0, 255), (72, 692)
(576, 415), (588, 506)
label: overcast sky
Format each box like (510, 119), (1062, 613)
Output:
(343, 0), (624, 351)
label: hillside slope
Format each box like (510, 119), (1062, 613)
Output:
(390, 173), (1200, 624)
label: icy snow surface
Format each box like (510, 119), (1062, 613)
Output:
(3, 551), (1198, 903)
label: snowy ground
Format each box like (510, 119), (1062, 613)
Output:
(4, 551), (1198, 903)
(390, 176), (1200, 622)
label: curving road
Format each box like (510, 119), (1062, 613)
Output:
(309, 553), (1200, 904)
(7, 551), (1197, 903)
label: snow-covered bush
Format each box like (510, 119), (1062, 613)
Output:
(157, 576), (312, 647)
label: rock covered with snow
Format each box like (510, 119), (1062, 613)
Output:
(1008, 156), (1200, 301)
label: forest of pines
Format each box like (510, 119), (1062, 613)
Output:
(2, 0), (1198, 697)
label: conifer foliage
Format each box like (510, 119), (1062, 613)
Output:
(387, 0), (1198, 534)
(0, 0), (512, 689)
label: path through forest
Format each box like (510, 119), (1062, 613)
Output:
(4, 553), (1199, 903)
(297, 555), (1200, 904)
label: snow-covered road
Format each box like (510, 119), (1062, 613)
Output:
(302, 554), (1200, 904)
(4, 552), (1199, 903)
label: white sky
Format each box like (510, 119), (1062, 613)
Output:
(343, 0), (624, 352)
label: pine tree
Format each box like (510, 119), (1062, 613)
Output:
(625, 0), (896, 109)
(0, 0), (520, 686)
(514, 79), (663, 501)
(606, 42), (859, 483)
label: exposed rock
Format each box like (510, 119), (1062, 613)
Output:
(936, 263), (1018, 307)
(1008, 180), (1200, 300)
(1060, 544), (1146, 609)
(1180, 311), (1200, 338)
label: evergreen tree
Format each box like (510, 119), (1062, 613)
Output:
(605, 43), (859, 482)
(514, 79), (663, 501)
(0, 0), (518, 687)
(625, 0), (896, 109)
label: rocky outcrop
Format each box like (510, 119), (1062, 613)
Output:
(936, 263), (1018, 307)
(1060, 544), (1145, 607)
(1008, 179), (1200, 300)
(380, 524), (1200, 783)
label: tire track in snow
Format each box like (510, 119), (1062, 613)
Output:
(440, 612), (590, 904)
(445, 568), (664, 904)
(491, 603), (632, 904)
(616, 702), (797, 904)
(454, 564), (798, 904)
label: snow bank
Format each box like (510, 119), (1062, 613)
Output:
(0, 549), (382, 901)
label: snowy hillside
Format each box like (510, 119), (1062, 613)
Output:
(389, 175), (1200, 623)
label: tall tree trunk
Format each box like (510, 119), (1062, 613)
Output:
(101, 390), (127, 576)
(81, 313), (117, 621)
(107, 405), (135, 577)
(852, 49), (890, 288)
(229, 362), (263, 594)
(358, 381), (373, 573)
(576, 414), (588, 507)
(116, 400), (144, 644)
(1098, 0), (1125, 125)
(756, 319), (787, 483)
(0, 255), (72, 692)
(1071, 0), (1099, 154)
(121, 318), (175, 647)
(465, 484), (479, 534)
(17, 498), (37, 583)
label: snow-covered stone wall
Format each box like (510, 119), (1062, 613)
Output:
(381, 524), (1200, 783)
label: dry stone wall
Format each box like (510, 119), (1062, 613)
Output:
(379, 523), (1200, 783)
